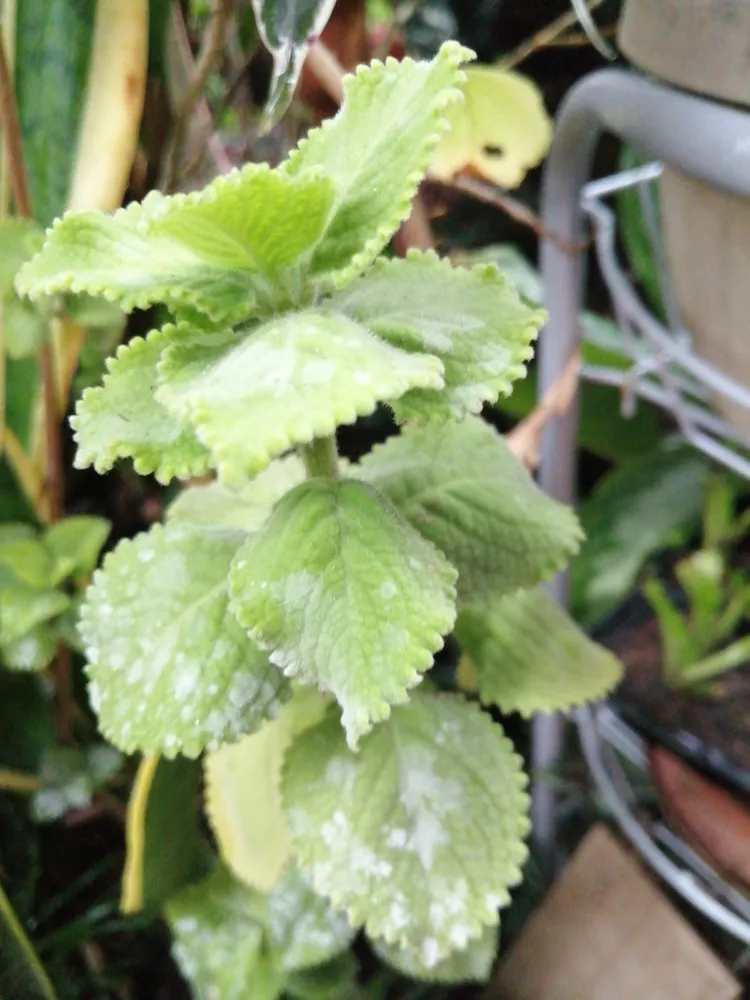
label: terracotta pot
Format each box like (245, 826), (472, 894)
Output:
(619, 0), (750, 434)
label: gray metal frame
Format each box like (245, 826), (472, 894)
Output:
(535, 67), (750, 938)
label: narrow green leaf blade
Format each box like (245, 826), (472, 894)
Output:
(80, 522), (289, 757)
(229, 479), (457, 747)
(16, 0), (95, 226)
(359, 417), (582, 604)
(456, 589), (623, 717)
(0, 877), (57, 1000)
(284, 41), (473, 285)
(71, 328), (212, 485)
(251, 0), (337, 124)
(16, 165), (335, 321)
(157, 311), (443, 486)
(282, 693), (529, 965)
(329, 250), (543, 420)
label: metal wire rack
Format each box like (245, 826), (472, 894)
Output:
(534, 67), (750, 944)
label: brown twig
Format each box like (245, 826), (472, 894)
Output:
(306, 40), (346, 106)
(434, 174), (589, 257)
(498, 0), (607, 71)
(505, 348), (581, 472)
(162, 0), (232, 191)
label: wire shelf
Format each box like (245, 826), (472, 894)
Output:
(577, 162), (750, 944)
(580, 161), (750, 479)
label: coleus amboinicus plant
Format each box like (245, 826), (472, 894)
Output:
(16, 41), (621, 987)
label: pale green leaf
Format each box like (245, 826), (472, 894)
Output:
(230, 479), (457, 747)
(262, 865), (356, 972)
(1, 625), (57, 673)
(166, 866), (279, 1000)
(205, 688), (328, 892)
(43, 515), (111, 582)
(0, 586), (70, 644)
(16, 164), (335, 321)
(0, 538), (57, 588)
(358, 417), (582, 604)
(251, 0), (337, 124)
(328, 250), (542, 420)
(157, 311), (443, 486)
(168, 455), (305, 533)
(284, 41), (473, 286)
(31, 745), (122, 823)
(282, 693), (529, 966)
(166, 864), (354, 999)
(3, 298), (49, 360)
(431, 66), (552, 188)
(71, 328), (212, 485)
(373, 924), (496, 983)
(80, 522), (289, 758)
(455, 588), (623, 717)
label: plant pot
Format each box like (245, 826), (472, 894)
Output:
(619, 0), (750, 435)
(594, 591), (750, 796)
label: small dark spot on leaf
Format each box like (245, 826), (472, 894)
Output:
(483, 145), (504, 158)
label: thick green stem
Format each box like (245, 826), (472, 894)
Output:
(300, 435), (339, 479)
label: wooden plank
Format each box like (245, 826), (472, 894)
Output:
(491, 824), (741, 1000)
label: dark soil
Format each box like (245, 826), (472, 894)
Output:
(598, 593), (750, 795)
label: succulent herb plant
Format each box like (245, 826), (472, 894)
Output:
(645, 476), (750, 693)
(16, 42), (621, 982)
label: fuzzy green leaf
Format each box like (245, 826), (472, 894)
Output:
(282, 693), (529, 966)
(31, 745), (122, 823)
(71, 328), (211, 485)
(329, 251), (543, 420)
(43, 516), (110, 583)
(167, 456), (305, 533)
(16, 165), (335, 321)
(80, 522), (289, 758)
(205, 688), (328, 892)
(157, 311), (443, 486)
(359, 417), (582, 604)
(0, 586), (70, 645)
(1, 625), (57, 673)
(166, 864), (354, 1000)
(456, 589), (623, 717)
(284, 41), (473, 285)
(373, 924), (496, 983)
(251, 0), (337, 124)
(166, 866), (281, 1000)
(229, 479), (457, 747)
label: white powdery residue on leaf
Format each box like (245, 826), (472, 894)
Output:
(388, 894), (411, 932)
(325, 756), (357, 795)
(379, 580), (398, 600)
(422, 936), (441, 969)
(386, 827), (408, 849)
(398, 745), (464, 870)
(300, 358), (336, 384)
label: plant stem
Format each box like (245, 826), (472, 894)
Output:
(0, 36), (63, 524)
(301, 435), (339, 478)
(0, 767), (40, 793)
